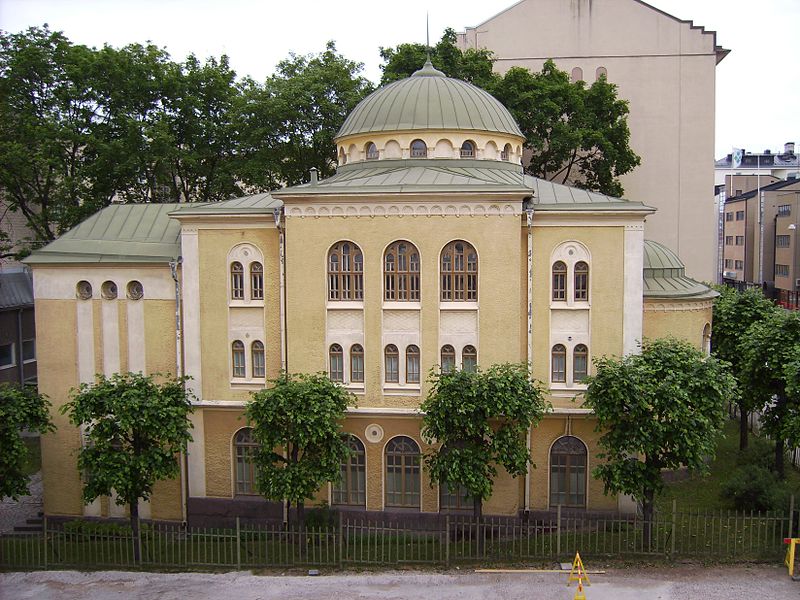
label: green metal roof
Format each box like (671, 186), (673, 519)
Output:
(643, 240), (717, 299)
(25, 203), (183, 264)
(170, 193), (282, 216)
(336, 60), (523, 140)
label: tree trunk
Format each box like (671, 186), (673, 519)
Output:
(642, 488), (654, 551)
(297, 500), (307, 557)
(130, 500), (141, 564)
(775, 437), (786, 480)
(739, 406), (749, 451)
(473, 496), (484, 555)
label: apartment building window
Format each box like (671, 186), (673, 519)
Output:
(251, 341), (265, 378)
(232, 341), (246, 377)
(725, 236), (733, 246)
(406, 345), (420, 384)
(735, 236), (745, 246)
(250, 262), (264, 300)
(552, 261), (567, 300)
(440, 345), (456, 373)
(231, 262), (244, 300)
(385, 344), (400, 383)
(0, 342), (14, 369)
(777, 235), (791, 248)
(724, 259), (733, 268)
(551, 344), (567, 383)
(350, 344), (364, 383)
(329, 344), (344, 382)
(574, 262), (589, 301)
(462, 345), (477, 373)
(22, 339), (36, 363)
(776, 264), (790, 277)
(573, 345), (589, 382)
(778, 205), (791, 217)
(735, 210), (745, 221)
(735, 260), (744, 270)
(725, 212), (733, 222)
(332, 435), (366, 506)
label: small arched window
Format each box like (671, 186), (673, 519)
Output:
(406, 345), (420, 384)
(550, 436), (587, 508)
(252, 341), (265, 378)
(366, 142), (379, 160)
(501, 143), (512, 161)
(460, 140), (475, 158)
(703, 323), (712, 355)
(462, 345), (477, 373)
(333, 435), (366, 506)
(385, 344), (399, 383)
(410, 139), (428, 158)
(551, 344), (566, 383)
(329, 344), (344, 382)
(234, 428), (259, 495)
(385, 436), (421, 508)
(328, 242), (364, 301)
(441, 240), (478, 301)
(573, 344), (588, 382)
(384, 241), (420, 301)
(441, 345), (456, 373)
(350, 344), (364, 383)
(338, 147), (347, 165)
(552, 261), (567, 301)
(596, 66), (607, 81)
(250, 262), (264, 300)
(571, 67), (583, 83)
(232, 341), (246, 378)
(231, 262), (244, 300)
(574, 261), (589, 301)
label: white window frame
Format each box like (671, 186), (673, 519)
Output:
(0, 342), (15, 369)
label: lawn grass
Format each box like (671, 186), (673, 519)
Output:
(22, 436), (41, 477)
(656, 420), (800, 514)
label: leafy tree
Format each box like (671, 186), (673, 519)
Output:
(784, 348), (800, 451)
(61, 372), (193, 561)
(0, 383), (54, 500)
(711, 285), (777, 449)
(584, 338), (735, 539)
(245, 372), (353, 529)
(740, 310), (800, 479)
(421, 363), (549, 520)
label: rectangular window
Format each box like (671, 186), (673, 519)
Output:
(735, 210), (745, 221)
(406, 351), (420, 384)
(22, 339), (35, 363)
(724, 259), (733, 268)
(777, 235), (791, 248)
(350, 350), (364, 383)
(776, 264), (790, 277)
(735, 236), (745, 246)
(0, 343), (14, 368)
(725, 236), (733, 246)
(385, 352), (399, 383)
(778, 205), (791, 217)
(725, 212), (734, 222)
(735, 260), (744, 269)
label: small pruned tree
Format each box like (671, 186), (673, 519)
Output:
(246, 372), (354, 529)
(421, 363), (550, 520)
(62, 372), (194, 561)
(0, 383), (54, 500)
(583, 338), (735, 540)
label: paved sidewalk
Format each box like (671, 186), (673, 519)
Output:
(0, 472), (42, 534)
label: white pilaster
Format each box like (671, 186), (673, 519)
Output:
(127, 300), (146, 374)
(623, 224), (645, 356)
(181, 227), (202, 400)
(101, 301), (120, 376)
(187, 410), (206, 497)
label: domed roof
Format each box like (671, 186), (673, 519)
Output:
(643, 240), (716, 299)
(336, 59), (523, 140)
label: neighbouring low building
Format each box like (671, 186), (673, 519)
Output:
(0, 268), (37, 386)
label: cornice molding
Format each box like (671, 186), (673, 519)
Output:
(643, 299), (714, 312)
(286, 201), (521, 219)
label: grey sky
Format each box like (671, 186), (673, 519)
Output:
(1, 0), (797, 158)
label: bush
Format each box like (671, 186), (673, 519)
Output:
(720, 464), (788, 512)
(735, 435), (774, 470)
(305, 501), (335, 530)
(62, 519), (151, 537)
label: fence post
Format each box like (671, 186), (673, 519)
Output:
(671, 499), (677, 558)
(445, 514), (450, 568)
(556, 504), (562, 557)
(43, 515), (48, 569)
(236, 517), (241, 570)
(790, 494), (796, 539)
(337, 511), (343, 569)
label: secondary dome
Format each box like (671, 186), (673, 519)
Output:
(336, 59), (523, 140)
(643, 240), (716, 299)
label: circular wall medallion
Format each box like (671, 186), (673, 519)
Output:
(364, 424), (384, 444)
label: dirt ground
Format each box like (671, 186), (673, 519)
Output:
(1, 565), (797, 600)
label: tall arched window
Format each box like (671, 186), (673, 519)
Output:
(595, 66), (607, 81)
(328, 242), (364, 301)
(333, 435), (366, 506)
(385, 436), (421, 508)
(460, 140), (475, 158)
(441, 240), (478, 301)
(501, 143), (512, 161)
(231, 262), (244, 300)
(350, 344), (364, 383)
(252, 341), (265, 378)
(573, 344), (588, 382)
(703, 323), (712, 355)
(550, 436), (587, 508)
(250, 262), (264, 300)
(551, 344), (566, 383)
(384, 241), (420, 301)
(552, 261), (567, 301)
(410, 139), (428, 158)
(232, 341), (245, 377)
(329, 344), (344, 382)
(571, 67), (583, 82)
(385, 344), (399, 383)
(234, 428), (259, 495)
(574, 261), (589, 301)
(441, 345), (456, 373)
(366, 142), (379, 160)
(462, 345), (477, 373)
(406, 345), (420, 384)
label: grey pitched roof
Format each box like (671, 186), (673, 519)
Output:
(643, 240), (716, 299)
(170, 193), (282, 216)
(725, 178), (800, 203)
(25, 203), (183, 264)
(0, 271), (33, 309)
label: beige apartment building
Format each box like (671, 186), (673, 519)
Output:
(457, 0), (728, 282)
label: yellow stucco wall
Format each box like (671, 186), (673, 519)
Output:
(642, 300), (713, 349)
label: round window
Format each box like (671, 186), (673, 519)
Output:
(76, 280), (93, 300)
(127, 280), (144, 300)
(101, 281), (118, 300)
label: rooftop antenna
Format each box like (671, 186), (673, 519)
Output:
(426, 12), (431, 60)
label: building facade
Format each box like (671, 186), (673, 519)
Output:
(0, 269), (36, 386)
(27, 62), (715, 525)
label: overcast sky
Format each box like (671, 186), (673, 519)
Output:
(1, 0), (797, 158)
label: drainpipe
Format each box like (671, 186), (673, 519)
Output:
(524, 198), (534, 513)
(273, 207), (287, 374)
(17, 308), (24, 385)
(170, 257), (188, 524)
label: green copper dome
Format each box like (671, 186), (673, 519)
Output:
(336, 59), (523, 140)
(643, 240), (716, 299)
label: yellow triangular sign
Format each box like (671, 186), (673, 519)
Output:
(567, 551), (591, 587)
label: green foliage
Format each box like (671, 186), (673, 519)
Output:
(720, 464), (788, 512)
(245, 372), (354, 510)
(0, 383), (54, 500)
(584, 338), (735, 516)
(63, 519), (151, 536)
(61, 372), (194, 510)
(421, 363), (550, 515)
(735, 434), (775, 470)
